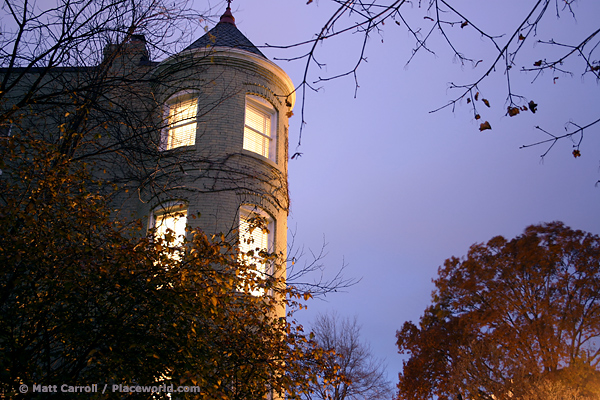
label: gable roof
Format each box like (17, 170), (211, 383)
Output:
(184, 8), (266, 58)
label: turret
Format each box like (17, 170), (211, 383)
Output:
(138, 6), (295, 302)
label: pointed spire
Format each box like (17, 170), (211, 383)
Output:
(183, 0), (266, 58)
(219, 1), (235, 26)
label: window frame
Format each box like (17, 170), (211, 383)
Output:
(149, 201), (189, 248)
(243, 95), (277, 162)
(162, 92), (199, 150)
(238, 206), (275, 295)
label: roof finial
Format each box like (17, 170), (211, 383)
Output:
(220, 0), (236, 25)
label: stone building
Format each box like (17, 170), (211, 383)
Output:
(141, 6), (295, 275)
(49, 5), (295, 287)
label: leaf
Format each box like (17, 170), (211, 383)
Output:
(461, 21), (468, 28)
(475, 114), (481, 120)
(573, 149), (581, 158)
(475, 92), (479, 101)
(528, 100), (538, 113)
(482, 98), (490, 107)
(519, 34), (525, 41)
(507, 106), (520, 117)
(286, 111), (294, 118)
(534, 60), (543, 67)
(467, 98), (471, 104)
(479, 121), (491, 131)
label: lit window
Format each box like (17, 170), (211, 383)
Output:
(244, 95), (276, 160)
(164, 97), (197, 150)
(239, 207), (273, 295)
(152, 203), (188, 248)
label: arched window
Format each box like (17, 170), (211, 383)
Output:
(243, 95), (277, 161)
(162, 92), (198, 150)
(150, 202), (188, 247)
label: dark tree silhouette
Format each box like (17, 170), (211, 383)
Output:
(300, 312), (394, 400)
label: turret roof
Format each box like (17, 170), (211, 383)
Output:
(184, 7), (266, 58)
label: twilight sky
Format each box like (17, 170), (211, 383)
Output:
(192, 0), (600, 386)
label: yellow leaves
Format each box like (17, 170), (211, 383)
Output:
(474, 114), (481, 120)
(286, 110), (294, 118)
(573, 149), (581, 158)
(0, 142), (310, 398)
(482, 98), (490, 107)
(479, 121), (492, 131)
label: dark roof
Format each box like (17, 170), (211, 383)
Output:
(183, 9), (266, 58)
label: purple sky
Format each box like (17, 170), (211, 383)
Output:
(198, 0), (600, 386)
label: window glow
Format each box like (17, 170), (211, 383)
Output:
(153, 205), (188, 248)
(166, 98), (197, 149)
(244, 96), (275, 160)
(239, 208), (272, 295)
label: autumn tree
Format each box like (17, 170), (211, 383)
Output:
(396, 222), (600, 400)
(299, 312), (394, 400)
(279, 0), (599, 163)
(0, 128), (331, 399)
